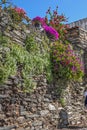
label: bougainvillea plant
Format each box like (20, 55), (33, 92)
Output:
(45, 6), (69, 41)
(32, 16), (46, 26)
(43, 25), (59, 40)
(32, 16), (59, 40)
(51, 41), (84, 81)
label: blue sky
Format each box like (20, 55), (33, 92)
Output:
(12, 0), (87, 23)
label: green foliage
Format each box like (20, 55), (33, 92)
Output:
(25, 35), (38, 52)
(0, 38), (17, 83)
(59, 98), (66, 107)
(0, 35), (52, 92)
(25, 35), (52, 82)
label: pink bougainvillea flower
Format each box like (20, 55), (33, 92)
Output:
(43, 25), (59, 40)
(32, 16), (59, 40)
(32, 16), (46, 25)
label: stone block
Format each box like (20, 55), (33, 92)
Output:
(39, 110), (49, 116)
(26, 114), (39, 118)
(17, 116), (25, 124)
(48, 104), (56, 111)
(33, 121), (42, 126)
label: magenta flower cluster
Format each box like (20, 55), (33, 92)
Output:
(43, 25), (59, 40)
(32, 16), (46, 25)
(32, 16), (59, 40)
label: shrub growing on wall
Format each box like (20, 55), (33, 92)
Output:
(51, 41), (84, 81)
(0, 34), (52, 92)
(45, 6), (69, 42)
(8, 7), (26, 23)
(0, 0), (30, 24)
(45, 6), (84, 81)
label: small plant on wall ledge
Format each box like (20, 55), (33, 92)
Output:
(0, 0), (30, 24)
(8, 7), (26, 24)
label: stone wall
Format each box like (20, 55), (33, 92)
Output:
(0, 76), (87, 129)
(66, 27), (87, 48)
(0, 10), (48, 46)
(54, 80), (87, 128)
(66, 27), (87, 75)
(69, 18), (87, 30)
(0, 75), (61, 130)
(63, 82), (86, 126)
(0, 10), (87, 130)
(0, 10), (62, 130)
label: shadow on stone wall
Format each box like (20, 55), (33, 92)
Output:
(58, 109), (69, 129)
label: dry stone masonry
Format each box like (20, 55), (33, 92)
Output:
(69, 18), (87, 30)
(0, 10), (87, 130)
(0, 10), (47, 46)
(66, 27), (87, 77)
(0, 75), (60, 130)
